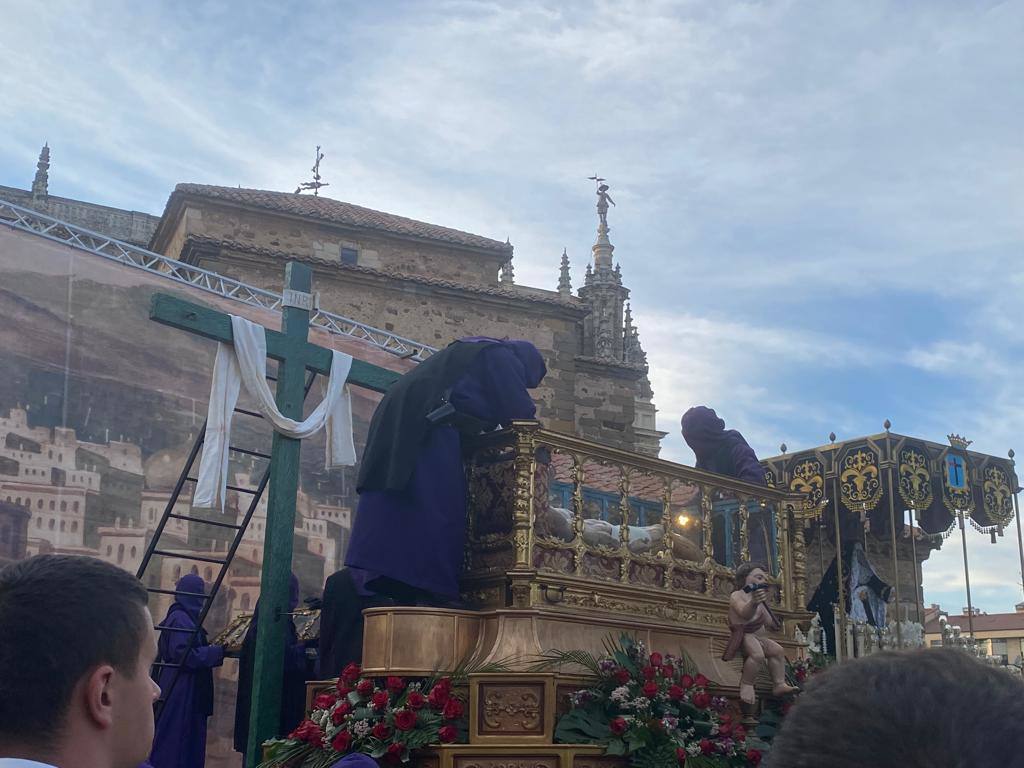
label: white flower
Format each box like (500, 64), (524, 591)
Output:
(352, 720), (372, 738)
(610, 686), (631, 703)
(686, 743), (702, 757)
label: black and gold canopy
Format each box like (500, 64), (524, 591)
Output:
(762, 432), (1018, 538)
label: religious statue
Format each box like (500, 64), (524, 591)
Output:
(722, 562), (800, 705)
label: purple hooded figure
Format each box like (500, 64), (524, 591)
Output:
(681, 406), (766, 486)
(234, 573), (310, 763)
(345, 337), (546, 604)
(150, 574), (225, 768)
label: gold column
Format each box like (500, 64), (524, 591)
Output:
(570, 453), (585, 574)
(775, 502), (791, 611)
(739, 498), (750, 564)
(617, 467), (631, 582)
(790, 501), (808, 609)
(660, 477), (675, 589)
(509, 422), (538, 607)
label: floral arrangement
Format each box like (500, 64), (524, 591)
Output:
(786, 652), (830, 687)
(262, 663), (466, 766)
(545, 636), (766, 767)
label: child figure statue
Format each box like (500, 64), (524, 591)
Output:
(722, 562), (800, 705)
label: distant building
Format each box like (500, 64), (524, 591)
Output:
(924, 602), (1024, 667)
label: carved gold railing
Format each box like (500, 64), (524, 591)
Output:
(462, 421), (809, 615)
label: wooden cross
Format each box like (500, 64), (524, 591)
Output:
(150, 262), (398, 764)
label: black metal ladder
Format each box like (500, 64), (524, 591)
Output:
(137, 372), (317, 721)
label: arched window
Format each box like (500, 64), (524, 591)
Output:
(204, 567), (213, 582)
(253, 548), (258, 560)
(190, 565), (198, 575)
(49, 501), (55, 511)
(36, 499), (42, 509)
(174, 565), (182, 581)
(14, 497), (20, 506)
(71, 521), (78, 532)
(318, 543), (324, 554)
(60, 520), (65, 532)
(73, 501), (79, 512)
(117, 544), (124, 564)
(130, 546), (137, 558)
(60, 501), (66, 512)
(241, 593), (251, 611)
(36, 518), (41, 529)
(107, 545), (112, 556)
(48, 519), (55, 530)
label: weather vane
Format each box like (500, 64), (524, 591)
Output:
(295, 145), (329, 196)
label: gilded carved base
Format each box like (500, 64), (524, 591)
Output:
(360, 599), (807, 699)
(412, 745), (624, 768)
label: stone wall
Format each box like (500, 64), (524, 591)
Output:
(161, 201), (505, 286)
(198, 248), (640, 445)
(0, 185), (159, 247)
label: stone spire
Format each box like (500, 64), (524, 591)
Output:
(32, 143), (50, 200)
(557, 248), (572, 297)
(579, 178), (628, 361)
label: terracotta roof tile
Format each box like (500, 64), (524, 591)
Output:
(924, 612), (1024, 633)
(186, 236), (584, 311)
(174, 184), (511, 254)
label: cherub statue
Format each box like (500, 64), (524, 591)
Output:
(722, 562), (801, 704)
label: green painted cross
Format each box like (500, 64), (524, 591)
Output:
(150, 262), (399, 765)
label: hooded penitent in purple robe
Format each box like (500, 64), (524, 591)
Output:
(150, 574), (224, 768)
(234, 574), (309, 761)
(682, 406), (774, 566)
(681, 406), (766, 486)
(345, 338), (546, 602)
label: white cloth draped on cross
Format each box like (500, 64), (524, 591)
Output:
(193, 314), (357, 511)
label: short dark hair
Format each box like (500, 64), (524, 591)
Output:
(769, 648), (1024, 767)
(734, 561), (767, 590)
(0, 555), (150, 745)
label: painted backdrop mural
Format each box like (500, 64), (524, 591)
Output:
(0, 224), (414, 768)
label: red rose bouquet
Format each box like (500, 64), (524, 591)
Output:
(545, 635), (765, 767)
(261, 665), (465, 766)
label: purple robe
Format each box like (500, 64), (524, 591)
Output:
(345, 340), (546, 600)
(151, 574), (224, 768)
(681, 406), (766, 486)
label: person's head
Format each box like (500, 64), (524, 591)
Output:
(769, 648), (1024, 767)
(680, 406), (726, 455)
(734, 562), (768, 591)
(172, 573), (206, 618)
(0, 555), (159, 768)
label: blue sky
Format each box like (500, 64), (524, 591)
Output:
(2, 0), (1023, 615)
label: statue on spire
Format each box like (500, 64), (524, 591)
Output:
(588, 175), (615, 230)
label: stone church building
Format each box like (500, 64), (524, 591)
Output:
(4, 146), (667, 455)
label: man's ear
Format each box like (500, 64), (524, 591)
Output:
(83, 664), (116, 730)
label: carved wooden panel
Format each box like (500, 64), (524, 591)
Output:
(671, 566), (705, 593)
(627, 560), (663, 587)
(478, 682), (545, 736)
(572, 758), (627, 768)
(455, 758), (557, 768)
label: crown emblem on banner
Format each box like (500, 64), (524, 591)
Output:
(947, 434), (973, 450)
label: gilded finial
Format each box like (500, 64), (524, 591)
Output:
(1009, 449), (1015, 460)
(829, 432), (836, 443)
(780, 443), (787, 454)
(884, 419), (891, 431)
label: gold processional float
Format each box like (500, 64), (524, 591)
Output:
(290, 421), (813, 767)
(222, 417), (1022, 767)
